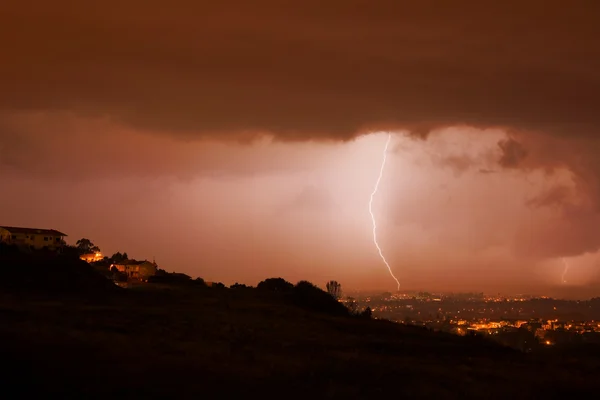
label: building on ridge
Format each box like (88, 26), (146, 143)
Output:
(110, 259), (157, 281)
(0, 226), (67, 251)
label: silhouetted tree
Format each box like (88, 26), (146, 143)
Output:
(360, 306), (373, 319)
(326, 280), (342, 300)
(231, 283), (250, 290)
(76, 238), (100, 255)
(257, 278), (294, 293)
(110, 252), (128, 264)
(61, 245), (80, 258)
(195, 277), (206, 286)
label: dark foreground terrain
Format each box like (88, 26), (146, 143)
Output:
(1, 254), (599, 398)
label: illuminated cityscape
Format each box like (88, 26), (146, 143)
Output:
(349, 291), (600, 351)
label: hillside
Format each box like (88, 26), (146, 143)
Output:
(0, 257), (599, 398)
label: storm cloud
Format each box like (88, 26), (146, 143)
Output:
(1, 0), (599, 139)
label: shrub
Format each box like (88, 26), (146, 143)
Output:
(194, 277), (207, 286)
(359, 306), (373, 319)
(230, 283), (251, 290)
(148, 272), (193, 285)
(257, 278), (294, 293)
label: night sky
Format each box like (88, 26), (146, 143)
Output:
(2, 1), (600, 294)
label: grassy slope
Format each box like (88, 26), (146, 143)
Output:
(1, 285), (599, 399)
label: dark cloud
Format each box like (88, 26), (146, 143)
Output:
(1, 0), (599, 139)
(0, 112), (334, 180)
(498, 138), (528, 168)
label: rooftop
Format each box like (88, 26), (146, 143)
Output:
(0, 226), (67, 236)
(113, 260), (154, 266)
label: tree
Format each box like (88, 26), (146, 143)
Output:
(110, 252), (128, 263)
(360, 306), (373, 319)
(75, 238), (100, 255)
(257, 278), (294, 293)
(231, 283), (250, 290)
(326, 280), (342, 300)
(195, 277), (206, 286)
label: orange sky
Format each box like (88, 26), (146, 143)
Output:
(1, 1), (600, 296)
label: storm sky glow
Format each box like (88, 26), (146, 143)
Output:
(2, 1), (600, 298)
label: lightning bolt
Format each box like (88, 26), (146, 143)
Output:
(369, 133), (400, 291)
(561, 258), (569, 284)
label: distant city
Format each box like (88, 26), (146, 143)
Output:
(349, 291), (600, 351)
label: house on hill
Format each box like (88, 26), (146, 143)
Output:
(111, 260), (157, 281)
(0, 226), (67, 251)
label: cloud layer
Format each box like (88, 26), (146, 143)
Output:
(2, 0), (599, 138)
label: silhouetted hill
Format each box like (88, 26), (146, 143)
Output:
(0, 251), (119, 297)
(0, 276), (599, 398)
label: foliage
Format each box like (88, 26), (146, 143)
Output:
(326, 280), (342, 300)
(257, 277), (294, 293)
(148, 271), (193, 285)
(194, 277), (206, 286)
(230, 283), (251, 290)
(359, 306), (373, 319)
(110, 252), (129, 263)
(75, 238), (100, 255)
(61, 245), (81, 258)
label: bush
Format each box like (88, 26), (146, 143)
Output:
(257, 278), (294, 293)
(359, 306), (373, 319)
(230, 283), (251, 290)
(148, 272), (193, 285)
(194, 277), (207, 286)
